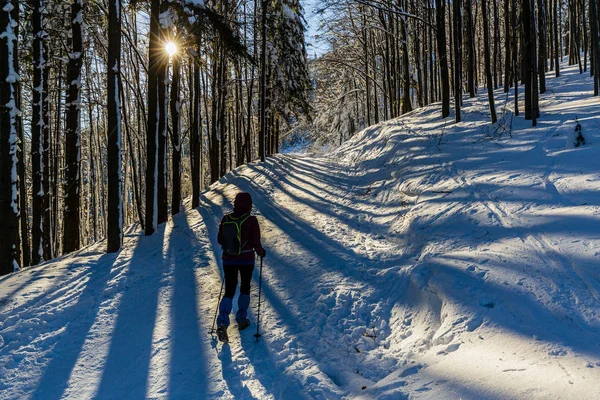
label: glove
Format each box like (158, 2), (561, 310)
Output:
(257, 248), (266, 258)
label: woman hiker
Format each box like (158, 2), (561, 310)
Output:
(216, 192), (266, 343)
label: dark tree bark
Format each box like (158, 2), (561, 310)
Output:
(191, 51), (201, 208)
(401, 3), (413, 113)
(63, 0), (83, 253)
(453, 0), (462, 122)
(119, 78), (143, 229)
(157, 61), (168, 225)
(362, 10), (371, 126)
(145, 0), (160, 235)
(219, 55), (228, 176)
(259, 0), (268, 160)
(16, 0), (28, 268)
(523, 0), (540, 121)
(170, 55), (181, 215)
(538, 0), (548, 93)
(32, 0), (46, 264)
(0, 0), (21, 274)
(107, 0), (122, 253)
(42, 38), (51, 260)
(513, 0), (520, 115)
(436, 0), (450, 117)
(482, 0), (498, 123)
(210, 46), (220, 181)
(590, 0), (600, 94)
(465, 0), (476, 97)
(504, 0), (512, 91)
(157, 0), (168, 225)
(493, 0), (500, 88)
(581, 0), (588, 71)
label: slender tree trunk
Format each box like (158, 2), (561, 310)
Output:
(52, 61), (62, 255)
(107, 0), (122, 252)
(483, 0), (498, 122)
(590, 0), (600, 94)
(504, 0), (512, 91)
(191, 52), (201, 207)
(554, 0), (560, 75)
(15, 0), (28, 268)
(119, 78), (143, 228)
(538, 0), (548, 93)
(513, 0), (520, 115)
(145, 0), (160, 235)
(581, 0), (588, 71)
(157, 2), (168, 225)
(362, 10), (371, 126)
(32, 0), (45, 264)
(436, 0), (451, 117)
(401, 4), (413, 113)
(466, 0), (476, 97)
(259, 0), (268, 161)
(453, 0), (462, 122)
(219, 56), (228, 176)
(171, 55), (181, 215)
(42, 38), (51, 260)
(493, 0), (500, 88)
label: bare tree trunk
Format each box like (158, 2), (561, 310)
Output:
(362, 9), (372, 126)
(483, 0), (498, 122)
(0, 0), (21, 274)
(191, 51), (201, 207)
(63, 0), (83, 253)
(590, 0), (600, 94)
(259, 0), (268, 160)
(513, 0), (520, 115)
(145, 0), (160, 235)
(170, 55), (181, 215)
(42, 39), (52, 260)
(107, 0), (122, 252)
(32, 0), (46, 264)
(436, 0), (451, 117)
(453, 0), (462, 122)
(538, 0), (548, 93)
(466, 0), (476, 97)
(493, 0), (501, 88)
(15, 0), (28, 268)
(401, 2), (413, 113)
(505, 0), (512, 91)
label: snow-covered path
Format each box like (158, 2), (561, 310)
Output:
(2, 63), (600, 399)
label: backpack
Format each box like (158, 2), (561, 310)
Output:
(221, 213), (252, 255)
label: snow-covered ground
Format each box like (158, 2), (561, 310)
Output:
(1, 63), (600, 399)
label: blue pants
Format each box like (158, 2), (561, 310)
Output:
(217, 264), (254, 327)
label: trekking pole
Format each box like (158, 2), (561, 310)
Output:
(254, 256), (264, 341)
(210, 274), (225, 335)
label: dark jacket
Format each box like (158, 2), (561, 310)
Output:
(217, 193), (265, 265)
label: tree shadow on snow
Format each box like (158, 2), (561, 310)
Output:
(94, 227), (167, 399)
(29, 251), (120, 400)
(166, 211), (210, 398)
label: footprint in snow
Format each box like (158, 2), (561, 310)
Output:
(437, 342), (461, 355)
(466, 265), (488, 278)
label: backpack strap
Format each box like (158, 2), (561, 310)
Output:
(226, 213), (253, 254)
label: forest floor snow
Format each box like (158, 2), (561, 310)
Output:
(1, 63), (600, 399)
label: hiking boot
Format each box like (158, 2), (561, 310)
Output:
(217, 324), (229, 343)
(237, 319), (251, 331)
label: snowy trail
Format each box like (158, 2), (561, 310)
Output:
(2, 63), (600, 399)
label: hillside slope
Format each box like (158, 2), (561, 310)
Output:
(1, 63), (600, 399)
